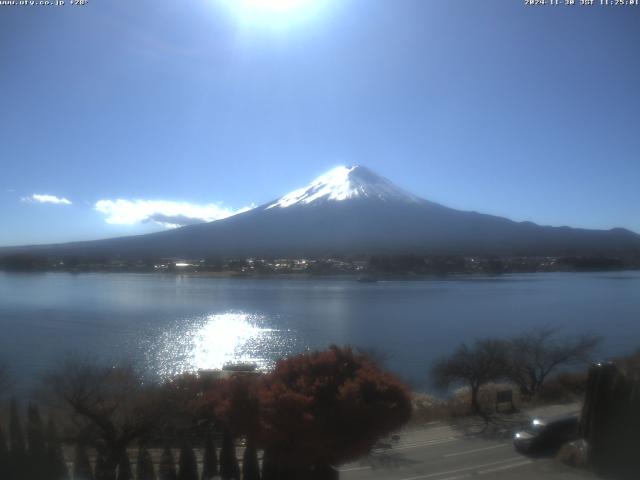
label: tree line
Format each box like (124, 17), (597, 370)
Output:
(0, 400), (66, 480)
(432, 327), (601, 415)
(0, 346), (412, 480)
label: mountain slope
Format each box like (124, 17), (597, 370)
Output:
(3, 166), (640, 259)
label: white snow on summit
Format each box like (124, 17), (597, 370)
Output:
(266, 165), (423, 209)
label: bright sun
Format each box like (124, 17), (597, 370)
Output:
(219, 0), (326, 26)
(239, 0), (311, 12)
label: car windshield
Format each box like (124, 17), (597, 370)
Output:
(524, 420), (545, 435)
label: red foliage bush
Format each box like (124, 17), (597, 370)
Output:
(213, 373), (261, 439)
(258, 345), (412, 468)
(178, 346), (411, 473)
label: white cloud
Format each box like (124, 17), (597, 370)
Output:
(22, 194), (72, 205)
(94, 199), (255, 228)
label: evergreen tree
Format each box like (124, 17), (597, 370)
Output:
(0, 425), (9, 480)
(95, 452), (116, 480)
(158, 447), (177, 480)
(218, 430), (239, 480)
(46, 418), (69, 480)
(9, 398), (26, 454)
(95, 453), (107, 480)
(260, 450), (278, 480)
(9, 398), (27, 480)
(135, 446), (156, 480)
(116, 451), (132, 480)
(201, 433), (217, 480)
(73, 443), (93, 480)
(27, 403), (46, 459)
(27, 404), (47, 479)
(241, 443), (260, 480)
(177, 441), (197, 480)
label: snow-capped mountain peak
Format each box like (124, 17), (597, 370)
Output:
(265, 165), (423, 209)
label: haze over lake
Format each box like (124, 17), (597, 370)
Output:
(1, 271), (639, 393)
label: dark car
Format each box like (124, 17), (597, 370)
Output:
(513, 415), (580, 454)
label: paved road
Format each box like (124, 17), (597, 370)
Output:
(340, 404), (594, 480)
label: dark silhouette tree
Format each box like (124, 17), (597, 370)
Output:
(73, 443), (94, 480)
(218, 429), (240, 480)
(95, 452), (115, 480)
(27, 404), (46, 453)
(0, 254), (48, 271)
(156, 373), (222, 440)
(136, 446), (156, 480)
(177, 441), (198, 480)
(432, 339), (508, 415)
(9, 398), (27, 480)
(201, 432), (217, 480)
(95, 449), (115, 480)
(45, 360), (160, 478)
(260, 449), (278, 480)
(158, 447), (177, 480)
(213, 375), (260, 441)
(94, 452), (107, 480)
(116, 451), (132, 480)
(26, 403), (46, 478)
(241, 443), (260, 480)
(9, 399), (26, 455)
(259, 346), (412, 477)
(208, 373), (259, 480)
(0, 424), (8, 480)
(505, 328), (601, 398)
(46, 418), (69, 480)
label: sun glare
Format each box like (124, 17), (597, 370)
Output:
(219, 0), (327, 27)
(241, 0), (310, 12)
(149, 312), (291, 378)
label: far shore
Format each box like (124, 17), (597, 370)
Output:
(1, 268), (639, 280)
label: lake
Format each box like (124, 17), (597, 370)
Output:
(1, 271), (639, 394)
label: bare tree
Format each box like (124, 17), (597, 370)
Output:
(44, 359), (161, 478)
(505, 327), (601, 398)
(432, 339), (509, 415)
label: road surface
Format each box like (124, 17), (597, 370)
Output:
(339, 403), (594, 480)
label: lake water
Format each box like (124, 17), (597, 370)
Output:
(1, 271), (639, 394)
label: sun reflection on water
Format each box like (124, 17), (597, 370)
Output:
(148, 311), (296, 379)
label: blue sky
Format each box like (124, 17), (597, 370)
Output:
(1, 0), (639, 246)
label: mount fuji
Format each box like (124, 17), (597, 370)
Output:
(5, 165), (640, 259)
(264, 165), (423, 208)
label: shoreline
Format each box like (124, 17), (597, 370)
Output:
(1, 268), (639, 279)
